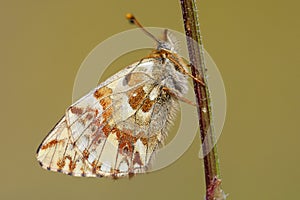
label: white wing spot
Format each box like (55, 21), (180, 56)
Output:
(101, 161), (111, 173)
(119, 162), (129, 172)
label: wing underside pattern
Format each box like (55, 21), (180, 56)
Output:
(36, 59), (179, 178)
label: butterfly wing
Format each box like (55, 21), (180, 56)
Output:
(37, 59), (178, 178)
(36, 116), (101, 177)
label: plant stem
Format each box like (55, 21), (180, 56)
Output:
(179, 0), (226, 199)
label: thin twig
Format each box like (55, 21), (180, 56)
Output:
(179, 0), (226, 199)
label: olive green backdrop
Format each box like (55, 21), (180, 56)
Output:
(1, 1), (299, 200)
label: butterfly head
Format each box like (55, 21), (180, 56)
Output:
(156, 29), (178, 53)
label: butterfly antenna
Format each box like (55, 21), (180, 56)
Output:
(126, 13), (160, 44)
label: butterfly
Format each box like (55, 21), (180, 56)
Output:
(36, 14), (204, 179)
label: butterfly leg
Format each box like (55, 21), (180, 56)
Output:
(162, 87), (196, 106)
(161, 51), (205, 86)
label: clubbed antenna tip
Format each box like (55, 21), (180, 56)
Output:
(125, 13), (160, 44)
(125, 13), (135, 24)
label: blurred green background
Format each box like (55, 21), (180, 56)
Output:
(1, 1), (299, 199)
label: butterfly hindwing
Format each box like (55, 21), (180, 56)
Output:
(36, 116), (99, 177)
(37, 58), (179, 178)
